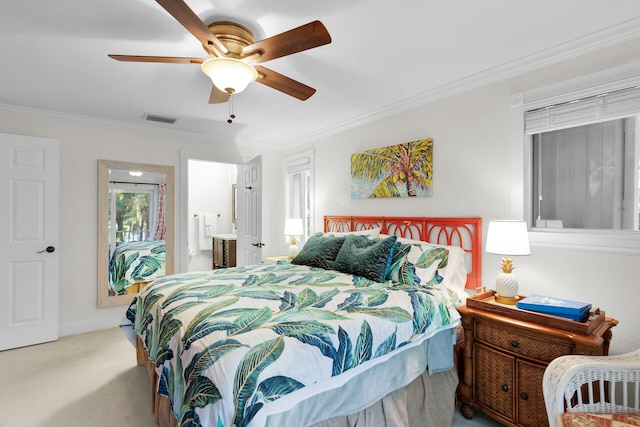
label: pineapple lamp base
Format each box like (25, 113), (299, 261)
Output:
(495, 271), (520, 305)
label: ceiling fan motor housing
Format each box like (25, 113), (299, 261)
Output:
(203, 21), (256, 58)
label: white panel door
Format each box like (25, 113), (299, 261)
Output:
(0, 133), (59, 350)
(236, 156), (262, 266)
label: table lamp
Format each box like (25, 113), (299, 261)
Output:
(284, 218), (304, 259)
(485, 220), (531, 304)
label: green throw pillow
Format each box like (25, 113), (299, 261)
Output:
(291, 234), (346, 270)
(333, 235), (398, 282)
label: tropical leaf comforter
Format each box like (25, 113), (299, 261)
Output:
(121, 262), (462, 427)
(109, 240), (166, 295)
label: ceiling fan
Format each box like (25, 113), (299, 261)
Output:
(108, 0), (331, 106)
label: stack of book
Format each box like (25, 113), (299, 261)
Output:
(516, 294), (592, 321)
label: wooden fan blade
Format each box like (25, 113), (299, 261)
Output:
(254, 65), (316, 101)
(243, 20), (331, 64)
(156, 0), (228, 55)
(108, 54), (204, 64)
(209, 85), (230, 104)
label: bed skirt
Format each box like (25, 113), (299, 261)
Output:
(135, 337), (458, 427)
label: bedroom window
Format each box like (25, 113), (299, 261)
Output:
(511, 61), (640, 254)
(531, 117), (639, 230)
(284, 151), (314, 245)
(108, 183), (158, 246)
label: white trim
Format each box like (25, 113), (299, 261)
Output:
(528, 229), (640, 255)
(511, 61), (640, 254)
(179, 151), (189, 273)
(510, 93), (526, 220)
(59, 314), (124, 337)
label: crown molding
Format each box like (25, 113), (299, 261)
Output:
(282, 17), (640, 148)
(0, 103), (281, 151)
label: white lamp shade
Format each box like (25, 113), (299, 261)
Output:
(284, 218), (304, 237)
(201, 58), (258, 94)
(485, 220), (531, 256)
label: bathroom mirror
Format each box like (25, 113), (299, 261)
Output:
(97, 160), (175, 307)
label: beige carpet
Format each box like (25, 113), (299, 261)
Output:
(0, 328), (156, 427)
(0, 327), (503, 427)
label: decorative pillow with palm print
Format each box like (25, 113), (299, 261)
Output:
(386, 242), (449, 286)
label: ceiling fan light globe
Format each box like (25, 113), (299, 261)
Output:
(201, 58), (257, 94)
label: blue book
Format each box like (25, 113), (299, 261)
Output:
(516, 294), (592, 321)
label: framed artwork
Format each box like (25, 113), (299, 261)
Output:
(350, 138), (433, 198)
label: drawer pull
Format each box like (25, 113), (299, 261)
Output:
(510, 341), (519, 348)
(501, 385), (509, 392)
(520, 393), (529, 400)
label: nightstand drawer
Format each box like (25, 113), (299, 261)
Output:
(475, 321), (572, 362)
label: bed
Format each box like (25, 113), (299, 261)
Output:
(109, 239), (166, 296)
(121, 216), (482, 427)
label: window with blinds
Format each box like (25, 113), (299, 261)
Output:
(531, 117), (638, 230)
(511, 61), (640, 252)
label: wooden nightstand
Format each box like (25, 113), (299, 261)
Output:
(457, 291), (617, 427)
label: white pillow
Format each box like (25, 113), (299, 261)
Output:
(425, 243), (467, 290)
(325, 227), (381, 238)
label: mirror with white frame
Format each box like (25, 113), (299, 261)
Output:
(97, 160), (175, 307)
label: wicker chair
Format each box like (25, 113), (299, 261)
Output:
(543, 348), (640, 427)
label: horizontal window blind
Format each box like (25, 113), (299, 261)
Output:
(284, 151), (313, 174)
(525, 85), (640, 134)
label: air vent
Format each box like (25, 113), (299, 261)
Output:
(144, 113), (178, 124)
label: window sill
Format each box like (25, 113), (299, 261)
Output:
(528, 228), (640, 255)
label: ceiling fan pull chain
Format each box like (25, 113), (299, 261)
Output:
(227, 93), (236, 124)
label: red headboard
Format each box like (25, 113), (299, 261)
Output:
(324, 216), (482, 290)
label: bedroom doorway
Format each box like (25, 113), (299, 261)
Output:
(179, 151), (262, 273)
(0, 133), (59, 350)
(186, 159), (237, 271)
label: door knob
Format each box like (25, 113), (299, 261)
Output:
(37, 246), (55, 254)
(251, 242), (265, 248)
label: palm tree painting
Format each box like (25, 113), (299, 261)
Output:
(351, 138), (433, 198)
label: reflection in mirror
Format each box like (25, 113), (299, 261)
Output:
(98, 160), (175, 307)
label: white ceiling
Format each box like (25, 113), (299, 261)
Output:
(2, 1), (640, 150)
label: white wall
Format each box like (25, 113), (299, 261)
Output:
(187, 160), (237, 271)
(0, 114), (281, 335)
(283, 38), (640, 354)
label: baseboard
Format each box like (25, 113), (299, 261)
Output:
(59, 314), (124, 337)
